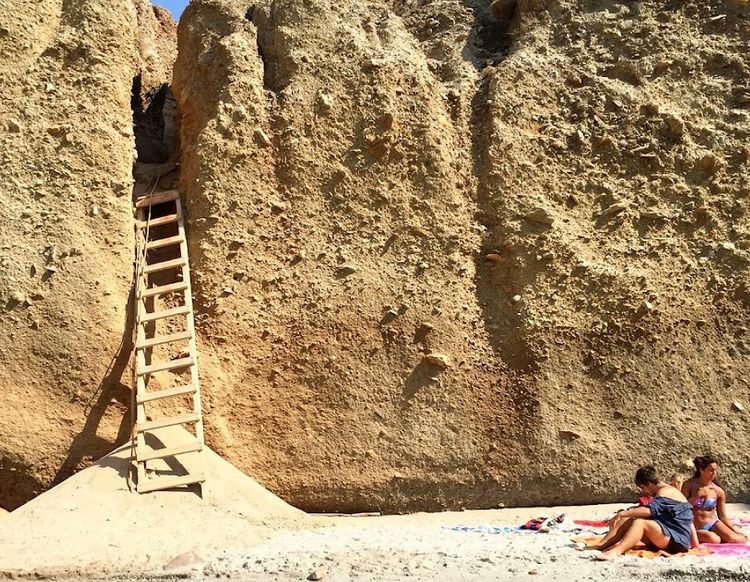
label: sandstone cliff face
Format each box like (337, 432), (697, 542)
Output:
(473, 0), (750, 503)
(3, 0), (750, 513)
(173, 0), (523, 512)
(0, 0), (175, 510)
(174, 0), (750, 511)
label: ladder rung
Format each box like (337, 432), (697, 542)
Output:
(145, 234), (185, 250)
(137, 213), (178, 228)
(140, 305), (190, 323)
(140, 281), (188, 298)
(137, 472), (205, 494)
(137, 412), (200, 432)
(135, 190), (180, 208)
(137, 331), (193, 349)
(137, 356), (194, 375)
(137, 441), (202, 462)
(143, 257), (186, 274)
(137, 384), (197, 404)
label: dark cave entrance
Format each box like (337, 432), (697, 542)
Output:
(130, 75), (178, 165)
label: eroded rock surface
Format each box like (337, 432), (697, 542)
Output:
(0, 0), (175, 510)
(173, 0), (521, 512)
(173, 0), (750, 511)
(2, 0), (750, 512)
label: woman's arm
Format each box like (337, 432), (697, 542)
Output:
(690, 523), (700, 548)
(681, 479), (692, 500)
(617, 506), (651, 519)
(716, 487), (741, 532)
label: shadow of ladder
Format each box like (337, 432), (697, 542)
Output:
(131, 189), (206, 494)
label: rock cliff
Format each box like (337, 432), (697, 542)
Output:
(2, 0), (749, 512)
(0, 0), (176, 510)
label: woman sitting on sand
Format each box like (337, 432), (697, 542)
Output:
(592, 466), (698, 560)
(594, 472), (684, 547)
(681, 455), (747, 544)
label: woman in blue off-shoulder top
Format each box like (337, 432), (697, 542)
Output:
(593, 466), (699, 560)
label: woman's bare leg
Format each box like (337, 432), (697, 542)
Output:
(591, 516), (634, 551)
(712, 521), (747, 544)
(697, 529), (721, 544)
(597, 519), (669, 561)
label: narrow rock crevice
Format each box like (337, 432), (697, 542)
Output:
(131, 75), (181, 200)
(251, 4), (290, 96)
(131, 75), (179, 165)
(449, 1), (541, 375)
(463, 4), (544, 463)
(470, 77), (540, 374)
(250, 4), (301, 191)
(463, 0), (516, 69)
(386, 0), (536, 374)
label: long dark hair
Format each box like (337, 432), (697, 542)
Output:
(693, 455), (718, 479)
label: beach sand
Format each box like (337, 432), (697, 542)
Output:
(1, 439), (748, 581)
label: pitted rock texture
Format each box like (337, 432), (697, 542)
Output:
(0, 0), (175, 511)
(173, 0), (750, 512)
(3, 0), (750, 512)
(173, 0), (522, 512)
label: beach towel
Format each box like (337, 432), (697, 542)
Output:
(703, 543), (750, 557)
(447, 525), (531, 534)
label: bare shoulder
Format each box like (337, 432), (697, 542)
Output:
(660, 484), (688, 501)
(715, 483), (726, 497)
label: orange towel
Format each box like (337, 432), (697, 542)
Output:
(574, 535), (713, 559)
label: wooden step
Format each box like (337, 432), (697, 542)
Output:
(143, 257), (186, 274)
(137, 441), (202, 462)
(137, 213), (178, 228)
(140, 281), (188, 298)
(136, 384), (196, 404)
(137, 412), (200, 433)
(145, 234), (184, 250)
(140, 305), (190, 323)
(137, 330), (193, 349)
(137, 356), (194, 376)
(137, 472), (205, 494)
(135, 190), (180, 208)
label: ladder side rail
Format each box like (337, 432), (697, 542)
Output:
(176, 199), (205, 448)
(134, 207), (150, 490)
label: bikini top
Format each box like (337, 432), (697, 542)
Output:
(693, 495), (718, 510)
(691, 482), (718, 510)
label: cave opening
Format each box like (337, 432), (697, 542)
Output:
(130, 75), (178, 166)
(130, 74), (181, 202)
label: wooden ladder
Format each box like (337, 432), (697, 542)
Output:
(131, 189), (206, 494)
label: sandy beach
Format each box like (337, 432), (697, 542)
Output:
(1, 440), (748, 582)
(187, 508), (750, 582)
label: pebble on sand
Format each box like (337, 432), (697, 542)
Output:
(254, 128), (272, 148)
(525, 208), (554, 225)
(163, 551), (204, 571)
(307, 566), (328, 580)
